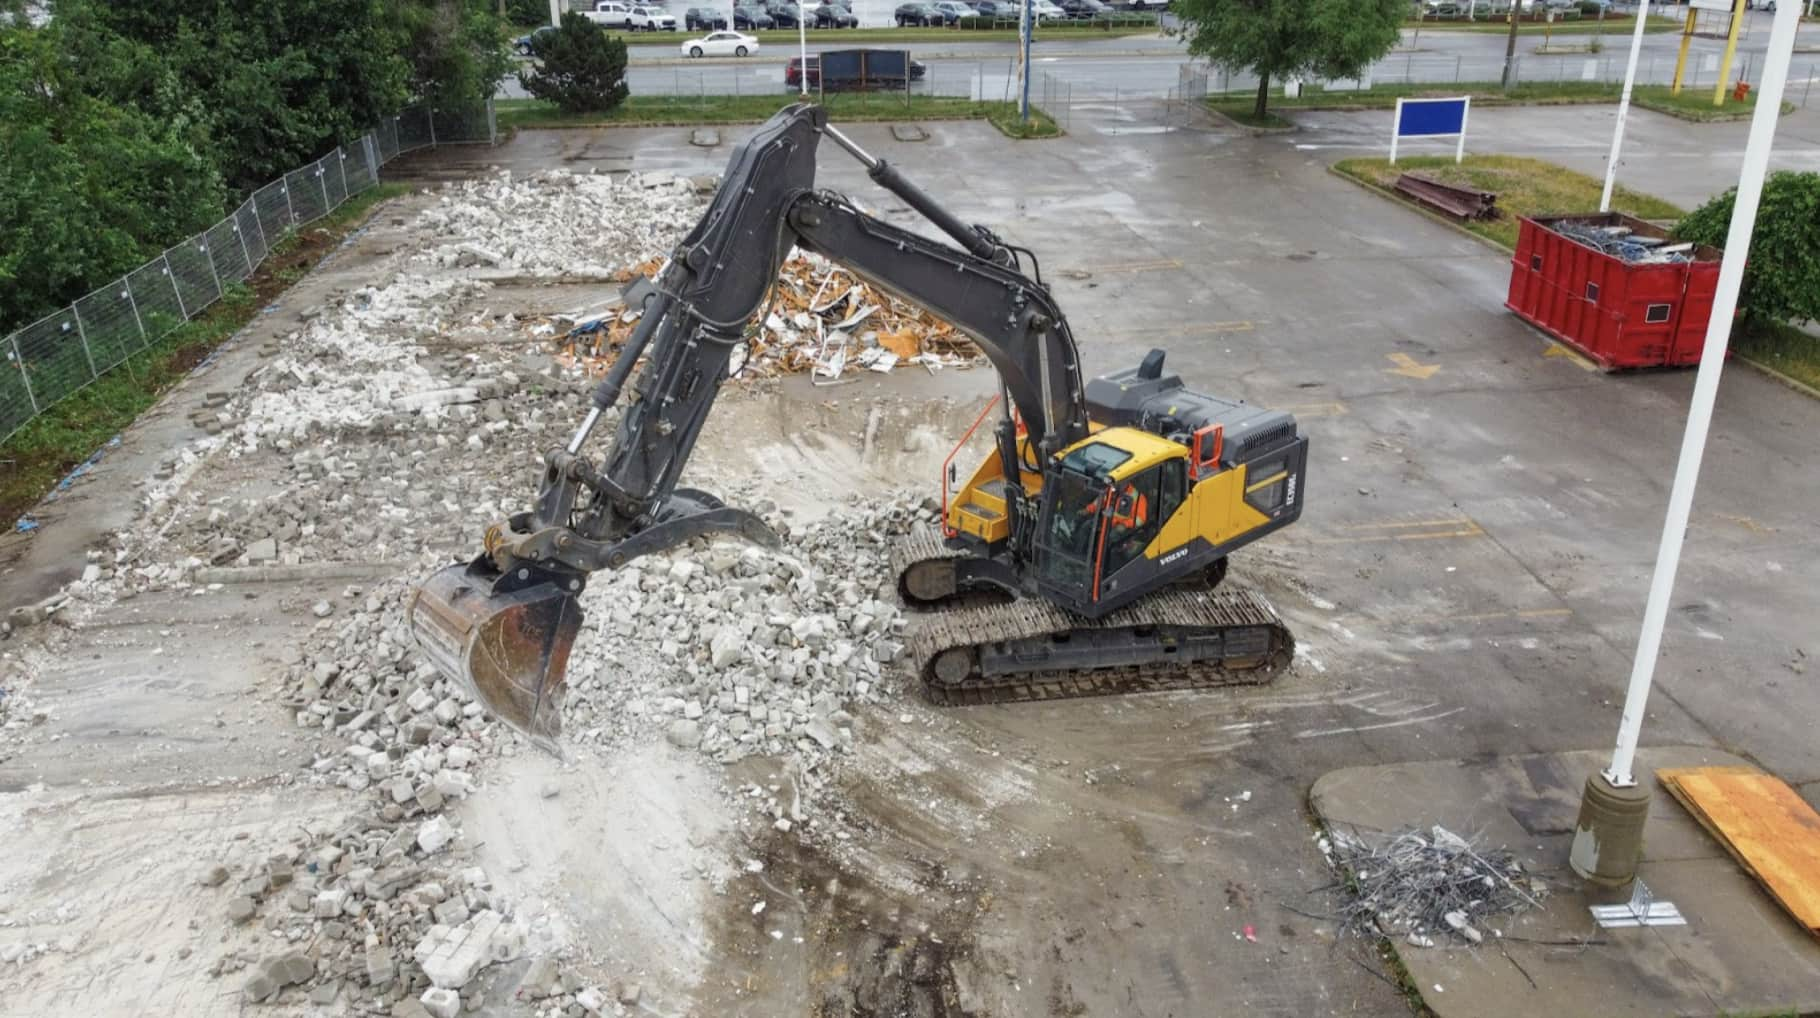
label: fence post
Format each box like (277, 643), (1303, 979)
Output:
(429, 109), (438, 146)
(69, 311), (99, 381)
(233, 214), (254, 273)
(200, 238), (225, 299)
(8, 334), (38, 415)
(164, 254), (190, 320)
(283, 181), (297, 228)
(317, 162), (331, 216)
(337, 148), (350, 202)
(121, 277), (147, 348)
(250, 192), (272, 257)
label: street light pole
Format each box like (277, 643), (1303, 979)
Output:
(1500, 0), (1523, 88)
(1569, 0), (1806, 888)
(799, 0), (809, 96)
(1599, 0), (1652, 211)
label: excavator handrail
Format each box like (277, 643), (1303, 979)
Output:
(940, 394), (1001, 539)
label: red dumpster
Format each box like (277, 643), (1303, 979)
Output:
(1506, 212), (1722, 371)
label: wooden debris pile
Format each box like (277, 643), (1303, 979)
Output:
(541, 250), (982, 381)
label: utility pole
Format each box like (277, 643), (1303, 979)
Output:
(1501, 0), (1523, 88)
(1019, 0), (1033, 122)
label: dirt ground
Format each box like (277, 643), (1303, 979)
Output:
(5, 107), (1818, 1018)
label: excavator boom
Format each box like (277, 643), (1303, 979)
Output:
(408, 104), (1093, 748)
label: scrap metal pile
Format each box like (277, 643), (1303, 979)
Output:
(1315, 826), (1547, 947)
(1551, 221), (1696, 265)
(1394, 173), (1499, 221)
(549, 251), (982, 381)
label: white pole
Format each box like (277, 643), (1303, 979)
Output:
(1604, 0), (1803, 788)
(1390, 97), (1403, 162)
(1599, 0), (1652, 211)
(550, 0), (561, 28)
(799, 1), (809, 96)
(1455, 96), (1470, 163)
(1019, 0), (1033, 121)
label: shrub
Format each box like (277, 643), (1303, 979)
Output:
(1675, 171), (1820, 325)
(1577, 1), (1602, 14)
(518, 12), (630, 114)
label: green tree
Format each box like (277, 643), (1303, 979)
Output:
(519, 12), (629, 114)
(1675, 172), (1820, 325)
(0, 16), (224, 331)
(79, 0), (412, 189)
(391, 0), (515, 110)
(505, 0), (553, 26)
(1174, 0), (1405, 120)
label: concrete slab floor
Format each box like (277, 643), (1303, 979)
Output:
(1312, 747), (1820, 1018)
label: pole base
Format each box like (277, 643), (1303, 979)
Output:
(1569, 772), (1652, 886)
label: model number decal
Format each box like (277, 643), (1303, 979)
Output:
(1286, 475), (1298, 508)
(1159, 548), (1188, 567)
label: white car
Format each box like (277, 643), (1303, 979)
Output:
(583, 1), (636, 28)
(629, 4), (679, 29)
(1030, 0), (1066, 19)
(681, 30), (760, 57)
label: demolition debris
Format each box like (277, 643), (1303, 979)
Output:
(1315, 826), (1547, 946)
(547, 251), (983, 381)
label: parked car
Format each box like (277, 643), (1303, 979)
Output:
(1030, 0), (1068, 20)
(583, 1), (638, 28)
(814, 2), (860, 26)
(765, 0), (805, 26)
(1058, 0), (1110, 17)
(682, 29), (759, 54)
(684, 6), (729, 28)
(629, 4), (679, 29)
(931, 0), (978, 19)
(786, 50), (928, 88)
(734, 3), (775, 27)
(894, 1), (944, 23)
(970, 0), (1020, 17)
(514, 25), (556, 55)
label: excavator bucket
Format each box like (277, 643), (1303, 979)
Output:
(408, 559), (583, 754)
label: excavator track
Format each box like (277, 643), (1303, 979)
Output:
(890, 530), (1294, 706)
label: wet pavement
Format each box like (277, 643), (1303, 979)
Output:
(383, 103), (1820, 1013)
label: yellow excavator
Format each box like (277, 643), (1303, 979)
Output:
(409, 105), (1307, 747)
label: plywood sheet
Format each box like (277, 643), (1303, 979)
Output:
(1659, 765), (1820, 935)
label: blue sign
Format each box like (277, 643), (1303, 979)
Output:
(1391, 96), (1471, 164)
(1397, 98), (1468, 137)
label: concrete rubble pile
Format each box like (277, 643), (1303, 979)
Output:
(550, 250), (984, 381)
(413, 170), (709, 279)
(6, 163), (953, 1011)
(560, 495), (933, 767)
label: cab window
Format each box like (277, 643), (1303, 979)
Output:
(1102, 464), (1164, 576)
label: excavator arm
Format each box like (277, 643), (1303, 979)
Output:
(410, 103), (1089, 749)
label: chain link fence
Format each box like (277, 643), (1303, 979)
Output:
(1, 101), (497, 444)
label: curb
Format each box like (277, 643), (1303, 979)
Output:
(1203, 105), (1296, 134)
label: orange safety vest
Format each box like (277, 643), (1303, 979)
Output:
(1087, 486), (1148, 528)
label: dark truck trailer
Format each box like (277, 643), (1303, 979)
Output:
(785, 48), (925, 91)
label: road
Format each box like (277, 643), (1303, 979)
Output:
(500, 11), (1820, 100)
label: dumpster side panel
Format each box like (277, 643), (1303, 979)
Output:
(1505, 213), (1723, 371)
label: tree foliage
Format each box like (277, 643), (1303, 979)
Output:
(0, 14), (224, 330)
(0, 0), (510, 334)
(391, 1), (516, 112)
(1173, 0), (1405, 118)
(520, 12), (629, 114)
(1675, 172), (1820, 325)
